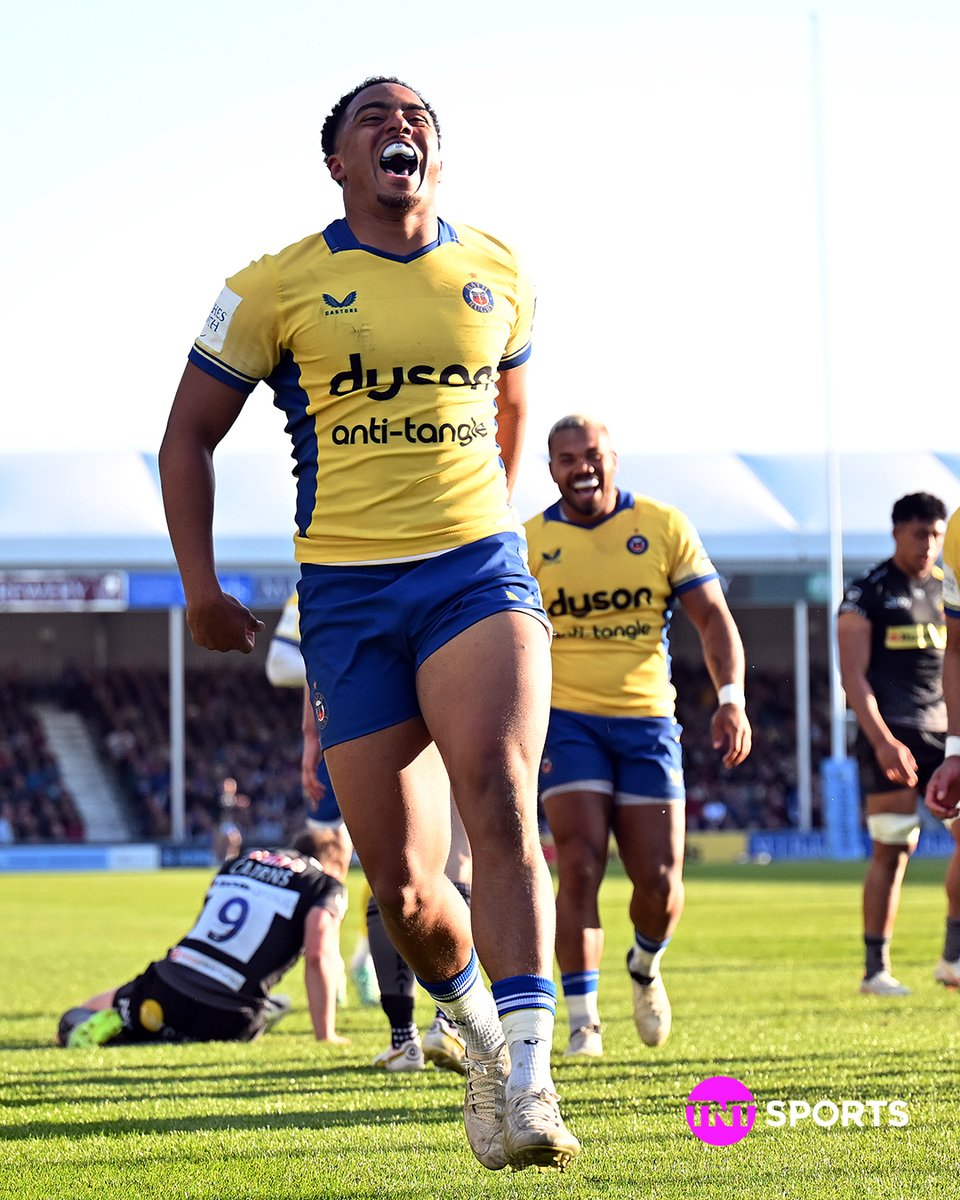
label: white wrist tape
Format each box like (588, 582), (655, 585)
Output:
(717, 684), (746, 708)
(946, 735), (960, 759)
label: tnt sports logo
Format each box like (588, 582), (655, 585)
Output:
(686, 1076), (909, 1147)
(626, 535), (649, 555)
(687, 1076), (756, 1146)
(462, 281), (494, 312)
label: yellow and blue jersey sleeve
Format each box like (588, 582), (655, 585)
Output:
(525, 492), (718, 718)
(943, 507), (960, 618)
(191, 253), (283, 391)
(188, 220), (532, 565)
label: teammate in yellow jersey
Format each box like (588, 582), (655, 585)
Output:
(838, 493), (950, 996)
(924, 504), (960, 988)
(525, 415), (751, 1057)
(159, 77), (577, 1172)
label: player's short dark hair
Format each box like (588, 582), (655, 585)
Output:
(891, 492), (947, 525)
(547, 413), (611, 458)
(320, 76), (441, 159)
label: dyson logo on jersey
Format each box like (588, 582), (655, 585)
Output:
(329, 352), (496, 401)
(546, 586), (654, 619)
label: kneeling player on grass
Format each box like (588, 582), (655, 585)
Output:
(57, 828), (348, 1047)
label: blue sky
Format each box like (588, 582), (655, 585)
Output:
(3, 0), (958, 461)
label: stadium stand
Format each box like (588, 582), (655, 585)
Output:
(60, 666), (305, 844)
(0, 672), (85, 843)
(674, 663), (830, 831)
(0, 661), (828, 844)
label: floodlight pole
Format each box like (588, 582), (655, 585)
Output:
(169, 606), (186, 842)
(794, 599), (813, 830)
(811, 12), (848, 763)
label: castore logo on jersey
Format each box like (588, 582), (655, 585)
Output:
(323, 290), (358, 315)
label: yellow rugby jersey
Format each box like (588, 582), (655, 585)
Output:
(525, 492), (719, 718)
(944, 507), (960, 619)
(189, 218), (534, 564)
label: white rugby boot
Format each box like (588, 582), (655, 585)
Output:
(422, 1016), (467, 1075)
(859, 970), (910, 996)
(564, 1024), (603, 1058)
(627, 950), (672, 1046)
(371, 1037), (425, 1071)
(502, 1086), (581, 1170)
(462, 1042), (509, 1170)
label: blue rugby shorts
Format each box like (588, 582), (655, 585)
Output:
(539, 708), (686, 804)
(297, 531), (549, 750)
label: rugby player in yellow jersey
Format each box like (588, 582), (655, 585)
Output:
(924, 504), (960, 988)
(159, 77), (578, 1172)
(525, 415), (751, 1057)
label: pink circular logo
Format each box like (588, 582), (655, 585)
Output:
(686, 1076), (756, 1147)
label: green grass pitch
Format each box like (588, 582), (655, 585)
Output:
(2, 859), (959, 1200)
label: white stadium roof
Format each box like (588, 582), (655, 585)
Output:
(3, 449), (960, 572)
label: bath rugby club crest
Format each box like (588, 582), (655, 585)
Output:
(311, 686), (328, 731)
(462, 281), (494, 313)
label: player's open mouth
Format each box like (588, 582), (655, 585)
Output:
(572, 478), (599, 491)
(379, 142), (419, 177)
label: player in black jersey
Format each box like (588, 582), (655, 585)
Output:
(838, 493), (948, 996)
(57, 828), (348, 1047)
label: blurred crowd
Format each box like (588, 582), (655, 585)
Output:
(60, 665), (304, 845)
(0, 664), (829, 844)
(0, 673), (85, 844)
(674, 664), (829, 832)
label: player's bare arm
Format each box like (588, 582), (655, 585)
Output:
(926, 613), (960, 818)
(159, 363), (264, 653)
(679, 579), (752, 768)
(303, 905), (349, 1043)
(837, 610), (918, 786)
(492, 363), (528, 496)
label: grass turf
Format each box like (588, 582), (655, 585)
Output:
(1, 859), (959, 1199)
